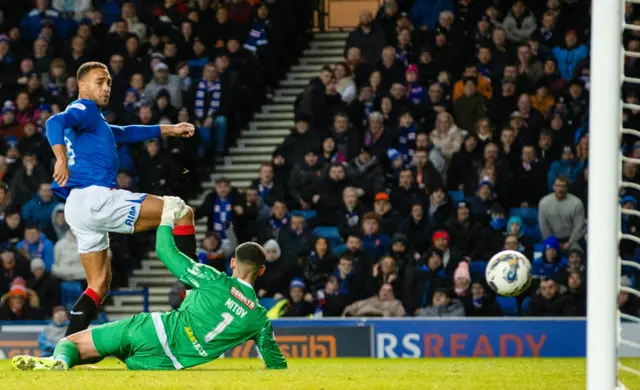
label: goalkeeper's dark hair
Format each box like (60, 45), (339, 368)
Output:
(235, 242), (266, 272)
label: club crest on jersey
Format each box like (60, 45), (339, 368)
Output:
(68, 102), (86, 111)
(230, 286), (255, 310)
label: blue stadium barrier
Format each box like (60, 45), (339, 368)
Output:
(448, 191), (464, 203)
(291, 210), (317, 220)
(521, 297), (531, 315)
(496, 296), (519, 316)
(470, 261), (488, 276)
(312, 226), (342, 246)
(3, 318), (611, 358)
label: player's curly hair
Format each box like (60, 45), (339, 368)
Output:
(76, 61), (108, 81)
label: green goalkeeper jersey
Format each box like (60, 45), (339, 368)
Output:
(153, 226), (287, 370)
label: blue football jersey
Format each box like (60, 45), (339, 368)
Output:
(46, 99), (161, 199)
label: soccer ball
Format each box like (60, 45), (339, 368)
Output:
(485, 250), (532, 297)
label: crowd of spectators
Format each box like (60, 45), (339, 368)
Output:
(1, 0), (639, 322)
(0, 0), (312, 320)
(191, 0), (639, 319)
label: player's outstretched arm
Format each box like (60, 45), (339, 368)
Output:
(110, 123), (194, 144)
(156, 197), (210, 288)
(254, 319), (287, 370)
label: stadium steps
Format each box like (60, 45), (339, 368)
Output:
(104, 31), (350, 319)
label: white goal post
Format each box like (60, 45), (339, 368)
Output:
(588, 0), (629, 388)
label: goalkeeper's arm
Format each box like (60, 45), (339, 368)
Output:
(254, 319), (287, 370)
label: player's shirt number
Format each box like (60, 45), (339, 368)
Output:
(64, 136), (76, 166)
(204, 312), (234, 342)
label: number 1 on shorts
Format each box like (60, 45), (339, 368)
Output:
(205, 312), (234, 342)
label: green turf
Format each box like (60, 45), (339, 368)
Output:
(2, 358), (640, 389)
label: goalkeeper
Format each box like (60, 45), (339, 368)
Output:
(13, 197), (287, 371)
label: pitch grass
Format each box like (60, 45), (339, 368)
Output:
(2, 358), (640, 389)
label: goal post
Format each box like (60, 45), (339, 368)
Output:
(587, 0), (622, 388)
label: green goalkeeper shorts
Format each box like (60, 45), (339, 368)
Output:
(91, 312), (175, 370)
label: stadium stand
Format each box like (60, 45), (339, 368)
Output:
(0, 0), (633, 323)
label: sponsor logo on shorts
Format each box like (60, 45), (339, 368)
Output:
(184, 327), (208, 357)
(124, 206), (137, 227)
(230, 286), (255, 310)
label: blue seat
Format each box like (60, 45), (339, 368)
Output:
(96, 312), (109, 324)
(259, 298), (278, 311)
(100, 2), (122, 25)
(510, 208), (538, 225)
(520, 297), (531, 315)
(524, 225), (542, 242)
(448, 191), (464, 203)
(496, 296), (519, 316)
(312, 226), (342, 246)
(60, 281), (83, 311)
(291, 210), (316, 220)
(332, 243), (347, 256)
(470, 261), (488, 276)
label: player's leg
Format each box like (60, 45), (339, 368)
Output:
(13, 329), (100, 371)
(134, 194), (197, 260)
(63, 187), (116, 335)
(13, 315), (140, 371)
(65, 249), (111, 336)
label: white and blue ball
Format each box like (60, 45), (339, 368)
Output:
(485, 250), (532, 297)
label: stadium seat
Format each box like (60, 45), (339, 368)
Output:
(96, 312), (109, 324)
(100, 1), (122, 25)
(291, 210), (317, 220)
(259, 298), (278, 311)
(60, 281), (84, 311)
(312, 226), (342, 246)
(496, 296), (519, 316)
(524, 225), (542, 242)
(521, 297), (531, 315)
(448, 191), (464, 203)
(470, 261), (489, 277)
(332, 243), (347, 256)
(510, 208), (538, 225)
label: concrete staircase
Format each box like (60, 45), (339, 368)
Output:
(106, 31), (349, 320)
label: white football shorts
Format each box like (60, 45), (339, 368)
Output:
(65, 185), (148, 253)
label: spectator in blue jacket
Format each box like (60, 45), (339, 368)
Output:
(361, 212), (392, 259)
(21, 183), (60, 231)
(552, 30), (588, 80)
(20, 0), (62, 42)
(547, 145), (584, 191)
(410, 0), (453, 31)
(17, 225), (54, 271)
(38, 306), (68, 357)
(532, 235), (568, 288)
